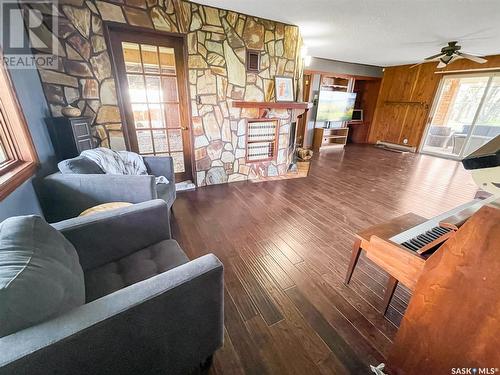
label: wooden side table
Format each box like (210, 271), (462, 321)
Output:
(345, 213), (428, 315)
(46, 116), (97, 161)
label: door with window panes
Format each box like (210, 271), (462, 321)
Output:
(109, 27), (192, 182)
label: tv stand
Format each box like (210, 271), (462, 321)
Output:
(312, 127), (349, 151)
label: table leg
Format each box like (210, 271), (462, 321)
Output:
(345, 238), (362, 285)
(382, 276), (398, 316)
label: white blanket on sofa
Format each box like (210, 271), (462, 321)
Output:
(81, 148), (169, 184)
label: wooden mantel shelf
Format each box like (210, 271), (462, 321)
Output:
(232, 101), (312, 110)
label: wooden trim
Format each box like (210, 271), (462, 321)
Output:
(304, 69), (381, 81)
(0, 158), (21, 176)
(0, 62), (38, 165)
(0, 49), (38, 201)
(103, 21), (188, 42)
(296, 73), (312, 146)
(103, 23), (131, 150)
(232, 101), (311, 110)
(0, 161), (36, 201)
(434, 67), (500, 75)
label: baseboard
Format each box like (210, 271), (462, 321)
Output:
(375, 141), (416, 153)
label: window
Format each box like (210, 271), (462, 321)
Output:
(0, 130), (8, 164)
(0, 52), (38, 201)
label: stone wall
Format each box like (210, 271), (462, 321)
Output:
(31, 0), (303, 185)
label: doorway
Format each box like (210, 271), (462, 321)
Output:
(421, 72), (500, 159)
(107, 25), (192, 182)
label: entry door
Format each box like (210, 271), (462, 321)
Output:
(108, 27), (192, 182)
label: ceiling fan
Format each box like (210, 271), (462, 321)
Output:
(411, 41), (488, 69)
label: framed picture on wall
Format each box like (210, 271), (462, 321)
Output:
(274, 76), (295, 102)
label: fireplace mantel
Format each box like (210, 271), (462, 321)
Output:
(231, 101), (312, 118)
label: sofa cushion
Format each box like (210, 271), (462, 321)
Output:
(84, 239), (189, 302)
(156, 182), (175, 208)
(58, 156), (104, 174)
(0, 216), (85, 338)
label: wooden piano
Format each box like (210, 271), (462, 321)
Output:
(386, 204), (500, 374)
(345, 135), (500, 316)
(344, 195), (498, 316)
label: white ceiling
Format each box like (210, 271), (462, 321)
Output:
(195, 0), (500, 67)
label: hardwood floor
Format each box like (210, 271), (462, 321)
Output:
(171, 144), (478, 374)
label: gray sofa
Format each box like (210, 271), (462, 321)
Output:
(42, 155), (176, 223)
(0, 200), (224, 374)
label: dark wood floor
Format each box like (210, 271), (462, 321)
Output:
(171, 144), (478, 374)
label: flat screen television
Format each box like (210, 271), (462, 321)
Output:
(316, 91), (357, 122)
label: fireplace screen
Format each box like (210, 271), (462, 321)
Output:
(246, 119), (279, 162)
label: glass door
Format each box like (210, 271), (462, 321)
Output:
(108, 26), (192, 182)
(421, 72), (500, 159)
(421, 74), (489, 158)
(462, 76), (500, 155)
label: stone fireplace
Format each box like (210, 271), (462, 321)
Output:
(230, 101), (309, 180)
(27, 0), (304, 186)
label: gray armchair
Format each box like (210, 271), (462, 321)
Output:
(0, 200), (224, 375)
(41, 155), (176, 223)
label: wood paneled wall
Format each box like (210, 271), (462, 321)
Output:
(368, 54), (500, 148)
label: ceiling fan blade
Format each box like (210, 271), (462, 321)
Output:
(410, 62), (424, 69)
(437, 60), (447, 68)
(455, 51), (487, 64)
(424, 52), (445, 61)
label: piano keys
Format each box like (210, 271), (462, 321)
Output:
(389, 195), (497, 254)
(399, 225), (454, 253)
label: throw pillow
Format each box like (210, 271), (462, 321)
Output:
(0, 215), (85, 337)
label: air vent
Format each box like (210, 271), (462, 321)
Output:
(246, 49), (261, 72)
